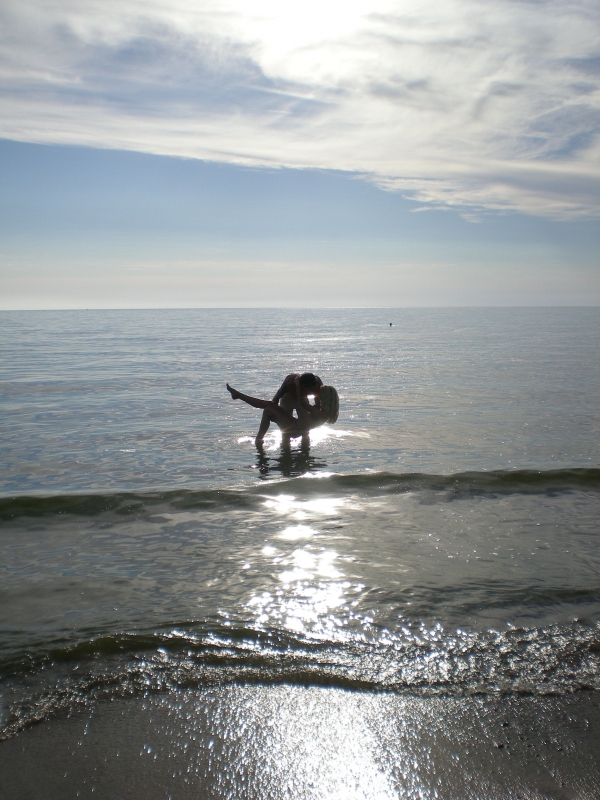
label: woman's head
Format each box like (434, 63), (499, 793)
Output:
(319, 386), (339, 423)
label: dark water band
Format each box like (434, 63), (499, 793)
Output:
(2, 468), (600, 521)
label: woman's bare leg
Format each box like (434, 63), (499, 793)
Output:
(226, 384), (297, 443)
(226, 384), (274, 410)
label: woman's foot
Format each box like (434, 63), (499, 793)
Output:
(226, 383), (241, 400)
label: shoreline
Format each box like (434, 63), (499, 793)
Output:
(1, 686), (599, 799)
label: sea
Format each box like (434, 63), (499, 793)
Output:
(1, 307), (599, 799)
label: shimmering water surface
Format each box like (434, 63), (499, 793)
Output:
(1, 308), (600, 797)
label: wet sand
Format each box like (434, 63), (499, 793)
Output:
(1, 686), (599, 799)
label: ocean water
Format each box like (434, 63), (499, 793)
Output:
(1, 307), (600, 797)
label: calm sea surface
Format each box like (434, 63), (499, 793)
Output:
(1, 308), (600, 789)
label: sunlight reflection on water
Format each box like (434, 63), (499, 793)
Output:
(244, 492), (366, 637)
(262, 494), (350, 518)
(277, 524), (316, 541)
(238, 426), (364, 452)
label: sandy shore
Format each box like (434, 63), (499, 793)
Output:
(1, 686), (599, 799)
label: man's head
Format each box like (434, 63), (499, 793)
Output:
(298, 373), (321, 394)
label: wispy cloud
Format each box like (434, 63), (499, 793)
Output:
(1, 0), (599, 218)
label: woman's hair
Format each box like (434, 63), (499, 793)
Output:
(299, 372), (320, 389)
(320, 386), (339, 424)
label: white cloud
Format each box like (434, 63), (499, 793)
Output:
(1, 0), (600, 218)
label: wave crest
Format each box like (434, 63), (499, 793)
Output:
(2, 468), (599, 521)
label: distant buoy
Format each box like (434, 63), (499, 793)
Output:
(389, 322), (392, 326)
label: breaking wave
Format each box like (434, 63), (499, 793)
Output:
(2, 468), (599, 521)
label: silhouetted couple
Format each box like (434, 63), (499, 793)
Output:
(226, 372), (339, 447)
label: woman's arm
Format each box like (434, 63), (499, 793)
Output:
(298, 403), (328, 431)
(313, 377), (323, 408)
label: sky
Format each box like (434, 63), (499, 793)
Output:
(1, 0), (599, 308)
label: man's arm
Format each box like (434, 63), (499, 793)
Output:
(295, 375), (318, 411)
(272, 374), (296, 403)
